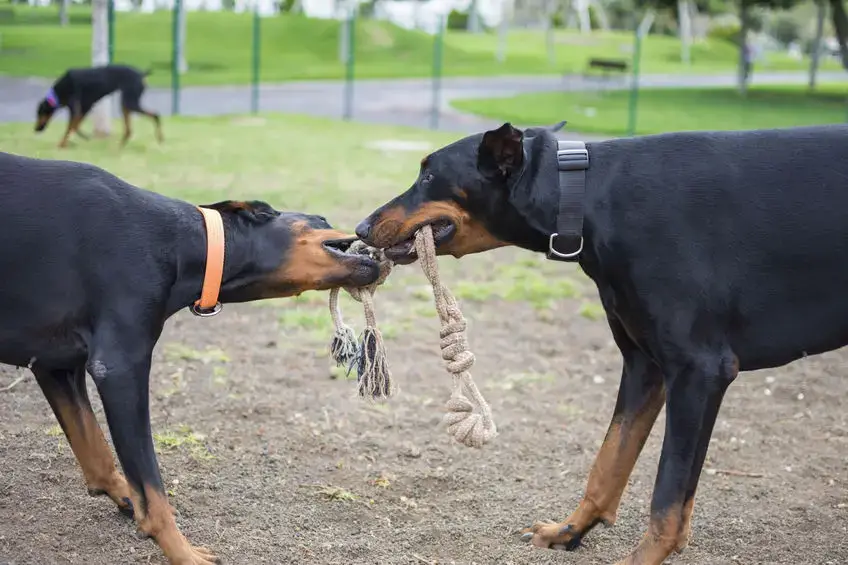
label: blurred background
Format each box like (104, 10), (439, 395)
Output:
(0, 0), (845, 137)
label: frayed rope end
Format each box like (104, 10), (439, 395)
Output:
(329, 323), (358, 368)
(354, 327), (395, 401)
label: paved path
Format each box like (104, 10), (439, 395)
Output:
(1, 71), (843, 140)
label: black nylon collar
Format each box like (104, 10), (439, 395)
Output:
(546, 140), (589, 262)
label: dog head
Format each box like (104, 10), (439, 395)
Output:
(205, 200), (381, 300)
(356, 122), (566, 264)
(34, 90), (60, 133)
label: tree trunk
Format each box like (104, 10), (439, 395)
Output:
(467, 0), (481, 33)
(91, 0), (111, 135)
(810, 0), (827, 89)
(589, 0), (609, 30)
(678, 0), (691, 65)
(59, 0), (70, 26)
(737, 0), (750, 95)
(177, 0), (188, 73)
(543, 0), (555, 65)
(637, 9), (655, 37)
(496, 0), (511, 63)
(575, 0), (591, 33)
(829, 0), (848, 70)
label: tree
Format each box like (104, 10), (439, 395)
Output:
(91, 0), (111, 135)
(829, 0), (848, 69)
(59, 0), (70, 26)
(809, 0), (826, 88)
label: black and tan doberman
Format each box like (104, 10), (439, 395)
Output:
(0, 150), (379, 564)
(34, 64), (163, 148)
(356, 121), (848, 564)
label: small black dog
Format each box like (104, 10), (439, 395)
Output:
(34, 64), (163, 148)
(356, 122), (848, 565)
(0, 150), (379, 564)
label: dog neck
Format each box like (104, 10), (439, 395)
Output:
(503, 131), (568, 253)
(165, 207), (272, 317)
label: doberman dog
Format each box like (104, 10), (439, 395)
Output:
(355, 121), (848, 564)
(0, 150), (379, 564)
(34, 64), (163, 148)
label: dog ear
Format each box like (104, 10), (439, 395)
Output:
(478, 122), (525, 177)
(523, 121), (567, 138)
(204, 200), (279, 224)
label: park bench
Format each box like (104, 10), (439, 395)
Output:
(583, 57), (629, 79)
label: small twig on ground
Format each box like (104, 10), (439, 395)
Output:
(410, 554), (435, 565)
(705, 468), (765, 478)
(1, 374), (29, 392)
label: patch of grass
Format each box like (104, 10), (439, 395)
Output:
(453, 84), (848, 136)
(279, 306), (331, 332)
(0, 6), (828, 85)
(305, 484), (361, 503)
(44, 425), (63, 437)
(164, 343), (230, 364)
(153, 425), (214, 460)
(578, 301), (606, 321)
(159, 368), (186, 398)
(453, 261), (580, 310)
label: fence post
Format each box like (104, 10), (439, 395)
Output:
(342, 7), (355, 121)
(626, 18), (643, 137)
(171, 0), (181, 116)
(251, 3), (261, 114)
(430, 15), (445, 130)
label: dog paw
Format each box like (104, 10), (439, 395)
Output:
(178, 545), (220, 565)
(519, 520), (584, 551)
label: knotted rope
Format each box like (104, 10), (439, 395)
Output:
(327, 225), (497, 449)
(328, 242), (395, 400)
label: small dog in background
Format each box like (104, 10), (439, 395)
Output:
(34, 64), (163, 148)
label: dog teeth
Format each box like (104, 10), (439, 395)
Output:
(520, 532), (534, 542)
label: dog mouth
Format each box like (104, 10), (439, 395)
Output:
(383, 219), (456, 265)
(322, 237), (381, 286)
(322, 237), (355, 257)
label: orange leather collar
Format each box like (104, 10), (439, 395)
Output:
(192, 206), (225, 316)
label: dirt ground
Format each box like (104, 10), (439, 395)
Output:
(0, 254), (846, 565)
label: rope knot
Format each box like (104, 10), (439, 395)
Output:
(327, 225), (497, 448)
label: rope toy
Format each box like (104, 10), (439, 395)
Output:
(327, 225), (498, 449)
(328, 242), (395, 400)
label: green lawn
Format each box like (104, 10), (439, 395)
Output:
(452, 83), (848, 136)
(0, 5), (833, 86)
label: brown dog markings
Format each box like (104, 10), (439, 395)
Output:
(612, 506), (685, 565)
(54, 398), (134, 511)
(136, 486), (219, 565)
(59, 114), (84, 148)
(268, 221), (355, 297)
(522, 385), (665, 548)
(372, 201), (508, 258)
(676, 497), (695, 552)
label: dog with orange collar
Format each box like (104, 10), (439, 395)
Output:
(0, 150), (378, 565)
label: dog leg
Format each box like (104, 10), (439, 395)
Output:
(521, 319), (664, 550)
(58, 114), (83, 148)
(614, 348), (737, 565)
(32, 365), (134, 516)
(141, 109), (164, 143)
(89, 346), (219, 565)
(120, 108), (133, 147)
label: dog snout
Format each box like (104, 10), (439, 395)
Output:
(355, 218), (372, 241)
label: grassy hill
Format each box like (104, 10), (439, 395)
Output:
(0, 5), (834, 86)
